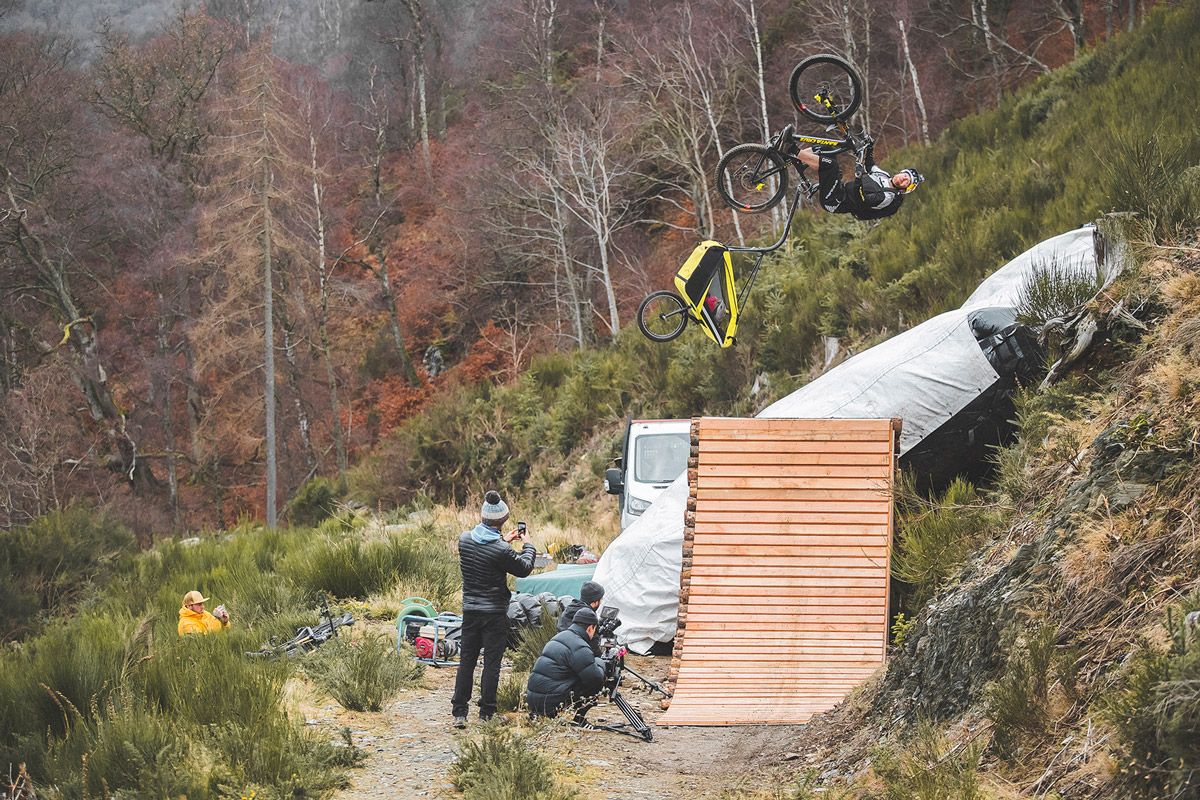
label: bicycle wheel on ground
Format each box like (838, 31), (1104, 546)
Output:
(789, 54), (862, 124)
(637, 291), (689, 343)
(716, 144), (788, 213)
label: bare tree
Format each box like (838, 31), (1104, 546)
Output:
(1050, 0), (1085, 56)
(551, 101), (639, 340)
(624, 7), (745, 243)
(190, 46), (317, 526)
(732, 0), (784, 230)
(386, 0), (435, 174)
(0, 35), (160, 498)
(895, 4), (930, 147)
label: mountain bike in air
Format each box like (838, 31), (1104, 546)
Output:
(716, 54), (869, 214)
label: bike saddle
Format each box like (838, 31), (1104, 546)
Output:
(776, 123), (796, 152)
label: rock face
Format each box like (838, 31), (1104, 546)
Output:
(871, 420), (1180, 725)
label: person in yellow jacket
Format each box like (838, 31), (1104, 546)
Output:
(177, 590), (231, 636)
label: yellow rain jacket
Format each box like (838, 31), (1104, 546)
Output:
(178, 606), (227, 636)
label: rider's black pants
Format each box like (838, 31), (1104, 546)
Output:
(817, 155), (851, 213)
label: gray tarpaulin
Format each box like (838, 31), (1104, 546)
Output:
(594, 225), (1119, 653)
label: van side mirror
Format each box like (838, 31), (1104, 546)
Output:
(603, 467), (623, 495)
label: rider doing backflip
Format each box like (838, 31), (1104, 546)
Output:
(795, 141), (923, 221)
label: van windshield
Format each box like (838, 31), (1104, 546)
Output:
(633, 433), (690, 484)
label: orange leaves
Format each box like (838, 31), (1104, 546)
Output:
(357, 375), (433, 437)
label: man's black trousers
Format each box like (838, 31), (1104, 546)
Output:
(451, 610), (509, 719)
(817, 155), (851, 213)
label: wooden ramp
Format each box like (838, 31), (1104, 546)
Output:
(659, 417), (897, 727)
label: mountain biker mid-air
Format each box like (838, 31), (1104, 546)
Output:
(795, 141), (923, 221)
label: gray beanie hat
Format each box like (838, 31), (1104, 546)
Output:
(579, 581), (605, 604)
(572, 607), (599, 628)
(481, 490), (509, 524)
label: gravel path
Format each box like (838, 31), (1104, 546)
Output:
(301, 649), (808, 800)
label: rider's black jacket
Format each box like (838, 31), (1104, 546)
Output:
(525, 622), (606, 716)
(848, 166), (905, 221)
(818, 146), (905, 221)
(458, 529), (537, 614)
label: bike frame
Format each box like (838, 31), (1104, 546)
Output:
(725, 182), (807, 317)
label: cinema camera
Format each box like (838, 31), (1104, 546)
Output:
(587, 607), (672, 743)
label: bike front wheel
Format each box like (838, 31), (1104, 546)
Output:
(637, 291), (689, 343)
(789, 54), (862, 123)
(716, 144), (788, 213)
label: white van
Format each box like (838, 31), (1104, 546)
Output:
(603, 419), (691, 530)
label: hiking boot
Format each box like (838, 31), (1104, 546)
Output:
(453, 716), (467, 729)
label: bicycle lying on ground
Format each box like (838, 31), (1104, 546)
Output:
(246, 595), (354, 658)
(637, 54), (869, 348)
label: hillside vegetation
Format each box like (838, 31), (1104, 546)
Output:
(353, 2), (1200, 520)
(2, 4), (1199, 800)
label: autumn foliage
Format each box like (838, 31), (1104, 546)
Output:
(0, 0), (1161, 534)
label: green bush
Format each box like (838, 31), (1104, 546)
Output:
(872, 718), (983, 800)
(450, 724), (579, 800)
(281, 531), (449, 600)
(1016, 255), (1109, 327)
(0, 512), (384, 797)
(496, 671), (528, 713)
(892, 478), (998, 607)
(984, 624), (1058, 759)
(0, 507), (136, 641)
(286, 476), (344, 527)
(304, 632), (424, 712)
(1106, 600), (1200, 798)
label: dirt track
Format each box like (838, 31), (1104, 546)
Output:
(303, 650), (806, 799)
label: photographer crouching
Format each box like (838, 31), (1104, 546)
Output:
(525, 607), (606, 726)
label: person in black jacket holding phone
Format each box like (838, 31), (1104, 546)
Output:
(451, 490), (536, 728)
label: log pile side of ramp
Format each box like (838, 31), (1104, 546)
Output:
(660, 417), (898, 726)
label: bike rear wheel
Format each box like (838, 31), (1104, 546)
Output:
(637, 291), (689, 343)
(716, 144), (788, 213)
(789, 54), (862, 124)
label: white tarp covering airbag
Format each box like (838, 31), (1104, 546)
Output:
(598, 224), (1113, 653)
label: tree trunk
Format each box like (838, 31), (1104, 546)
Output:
(741, 0), (781, 232)
(155, 291), (181, 530)
(260, 102), (278, 529)
(374, 251), (421, 385)
(3, 184), (158, 496)
(1055, 0), (1085, 55)
(898, 18), (930, 147)
(403, 0), (433, 174)
(552, 187), (588, 348)
(596, 230), (620, 340)
(310, 131), (347, 476)
(593, 0), (605, 82)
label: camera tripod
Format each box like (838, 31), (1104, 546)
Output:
(583, 646), (673, 743)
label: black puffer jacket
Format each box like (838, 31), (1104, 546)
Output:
(555, 598), (589, 632)
(525, 623), (606, 716)
(458, 526), (537, 614)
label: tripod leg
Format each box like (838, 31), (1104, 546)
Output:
(611, 690), (653, 742)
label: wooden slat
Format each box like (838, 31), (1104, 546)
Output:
(661, 417), (894, 727)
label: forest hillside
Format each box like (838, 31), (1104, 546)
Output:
(1, 1), (1199, 799)
(0, 0), (1157, 533)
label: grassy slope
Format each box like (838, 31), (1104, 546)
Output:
(351, 3), (1200, 525)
